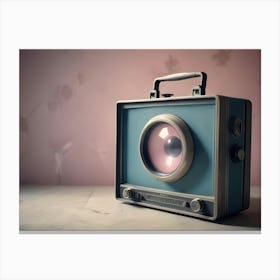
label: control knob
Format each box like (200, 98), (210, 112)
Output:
(122, 188), (132, 199)
(231, 146), (245, 162)
(190, 198), (204, 212)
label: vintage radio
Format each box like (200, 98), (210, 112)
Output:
(115, 72), (252, 220)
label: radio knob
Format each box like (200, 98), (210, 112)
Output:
(122, 188), (132, 199)
(231, 146), (245, 162)
(190, 198), (203, 212)
(230, 117), (242, 137)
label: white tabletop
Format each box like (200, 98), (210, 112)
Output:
(20, 185), (261, 232)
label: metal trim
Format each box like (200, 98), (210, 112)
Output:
(213, 96), (220, 220)
(121, 184), (214, 202)
(139, 114), (194, 182)
(117, 94), (221, 105)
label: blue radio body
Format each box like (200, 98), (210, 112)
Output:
(116, 72), (252, 220)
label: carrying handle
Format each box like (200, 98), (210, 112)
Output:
(150, 72), (207, 98)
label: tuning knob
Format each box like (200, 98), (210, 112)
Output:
(122, 188), (132, 199)
(231, 146), (245, 162)
(230, 117), (242, 137)
(190, 198), (203, 212)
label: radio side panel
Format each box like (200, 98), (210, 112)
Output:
(218, 97), (252, 217)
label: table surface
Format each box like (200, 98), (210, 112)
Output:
(20, 185), (261, 232)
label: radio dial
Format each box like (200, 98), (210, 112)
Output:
(122, 188), (132, 199)
(190, 198), (203, 212)
(231, 146), (245, 162)
(230, 117), (242, 137)
(236, 148), (245, 161)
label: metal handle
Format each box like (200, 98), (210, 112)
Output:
(150, 72), (207, 98)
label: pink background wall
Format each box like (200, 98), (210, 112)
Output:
(20, 50), (260, 185)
